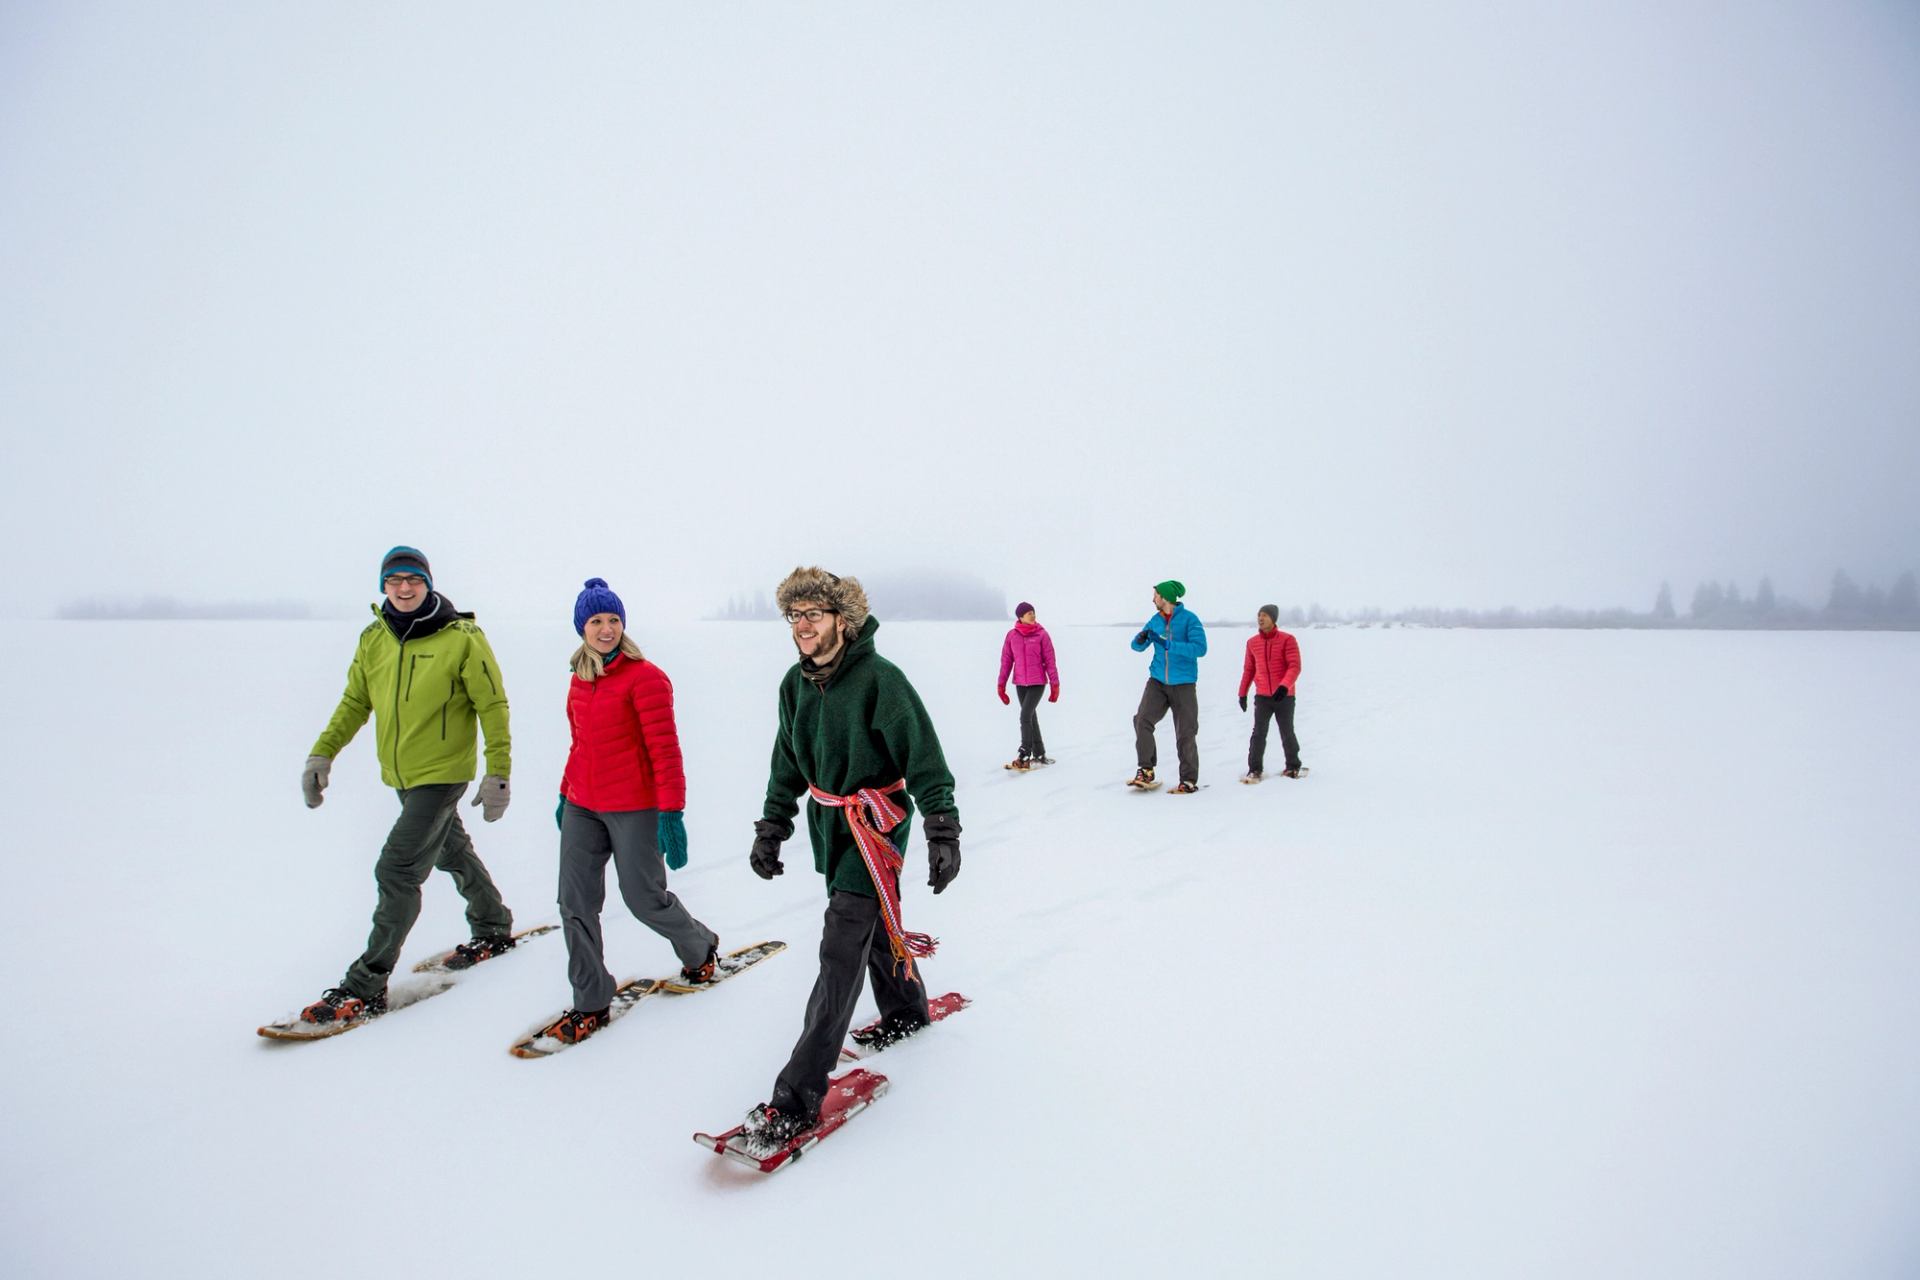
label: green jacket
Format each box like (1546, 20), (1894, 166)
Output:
(762, 617), (958, 897)
(311, 599), (511, 789)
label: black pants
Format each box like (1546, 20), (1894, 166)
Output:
(1016, 683), (1047, 757)
(771, 889), (929, 1121)
(1249, 692), (1301, 773)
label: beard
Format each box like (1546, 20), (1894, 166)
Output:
(798, 623), (845, 665)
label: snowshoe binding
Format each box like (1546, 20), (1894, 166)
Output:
(299, 986), (388, 1026)
(444, 934), (518, 970)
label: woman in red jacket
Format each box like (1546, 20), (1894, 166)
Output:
(543, 578), (719, 1044)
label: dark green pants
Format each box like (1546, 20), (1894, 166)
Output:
(344, 782), (513, 997)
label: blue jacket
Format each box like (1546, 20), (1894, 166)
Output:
(1130, 606), (1207, 685)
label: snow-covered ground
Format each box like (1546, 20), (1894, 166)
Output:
(2, 619), (1916, 1278)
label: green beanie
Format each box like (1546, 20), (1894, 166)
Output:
(1154, 579), (1186, 604)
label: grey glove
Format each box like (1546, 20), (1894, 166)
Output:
(471, 774), (511, 822)
(924, 812), (961, 894)
(750, 818), (790, 880)
(301, 755), (333, 809)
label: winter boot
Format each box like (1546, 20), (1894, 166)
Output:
(1127, 767), (1156, 789)
(851, 1013), (929, 1052)
(541, 1007), (610, 1045)
(1169, 781), (1202, 795)
(444, 934), (517, 970)
(1282, 766), (1310, 779)
(1241, 770), (1263, 784)
(679, 944), (719, 986)
(300, 986), (388, 1026)
(741, 1103), (814, 1151)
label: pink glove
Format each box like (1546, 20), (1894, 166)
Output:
(1048, 684), (1060, 703)
(997, 684), (1010, 705)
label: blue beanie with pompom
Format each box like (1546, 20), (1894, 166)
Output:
(573, 578), (626, 635)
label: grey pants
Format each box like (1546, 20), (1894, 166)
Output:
(345, 782), (513, 998)
(772, 889), (929, 1122)
(1249, 692), (1301, 773)
(558, 801), (717, 1011)
(1134, 678), (1200, 784)
(1016, 683), (1047, 757)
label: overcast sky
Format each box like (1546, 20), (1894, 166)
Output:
(3, 2), (1916, 622)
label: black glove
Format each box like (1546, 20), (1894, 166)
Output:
(924, 812), (961, 894)
(1239, 694), (1248, 712)
(1134, 629), (1153, 646)
(750, 818), (791, 880)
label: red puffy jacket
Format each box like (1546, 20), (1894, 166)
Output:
(560, 654), (686, 813)
(1239, 629), (1301, 699)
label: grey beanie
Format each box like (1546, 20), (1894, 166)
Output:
(1258, 604), (1279, 622)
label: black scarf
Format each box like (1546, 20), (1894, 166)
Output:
(382, 592), (462, 642)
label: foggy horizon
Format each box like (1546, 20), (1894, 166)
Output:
(4, 3), (1917, 625)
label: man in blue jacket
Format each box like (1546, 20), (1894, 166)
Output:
(1128, 579), (1208, 793)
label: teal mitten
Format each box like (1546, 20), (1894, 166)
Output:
(658, 810), (688, 870)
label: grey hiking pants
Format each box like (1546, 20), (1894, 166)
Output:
(345, 782), (513, 998)
(1134, 678), (1200, 784)
(1249, 692), (1301, 774)
(558, 801), (717, 1011)
(1016, 683), (1047, 758)
(771, 888), (929, 1122)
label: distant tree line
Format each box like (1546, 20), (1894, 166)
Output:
(712, 571), (1007, 622)
(56, 597), (313, 621)
(1246, 569), (1920, 631)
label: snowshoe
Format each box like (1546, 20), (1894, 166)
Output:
(1127, 767), (1157, 790)
(1168, 781), (1202, 795)
(1240, 771), (1263, 784)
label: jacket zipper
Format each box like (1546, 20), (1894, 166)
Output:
(390, 635), (407, 789)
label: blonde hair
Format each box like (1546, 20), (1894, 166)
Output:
(570, 632), (645, 680)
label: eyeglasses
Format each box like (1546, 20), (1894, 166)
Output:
(384, 574), (427, 589)
(785, 608), (838, 625)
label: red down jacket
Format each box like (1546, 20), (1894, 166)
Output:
(560, 653), (686, 813)
(1238, 629), (1301, 699)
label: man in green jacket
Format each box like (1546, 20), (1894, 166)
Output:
(295, 546), (517, 1025)
(742, 566), (962, 1146)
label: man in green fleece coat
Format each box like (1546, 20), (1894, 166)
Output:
(294, 546), (517, 1025)
(742, 566), (962, 1144)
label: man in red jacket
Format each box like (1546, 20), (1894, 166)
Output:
(1238, 604), (1305, 782)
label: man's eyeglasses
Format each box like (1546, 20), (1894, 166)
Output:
(785, 608), (838, 625)
(384, 574), (427, 589)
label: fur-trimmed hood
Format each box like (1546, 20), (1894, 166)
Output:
(775, 565), (870, 633)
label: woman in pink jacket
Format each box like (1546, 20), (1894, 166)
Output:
(998, 602), (1061, 769)
(543, 578), (719, 1045)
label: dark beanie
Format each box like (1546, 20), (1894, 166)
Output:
(380, 546), (432, 590)
(574, 578), (626, 635)
(1259, 604), (1279, 623)
(1015, 601), (1034, 619)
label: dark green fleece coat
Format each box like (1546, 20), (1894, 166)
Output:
(761, 617), (959, 897)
